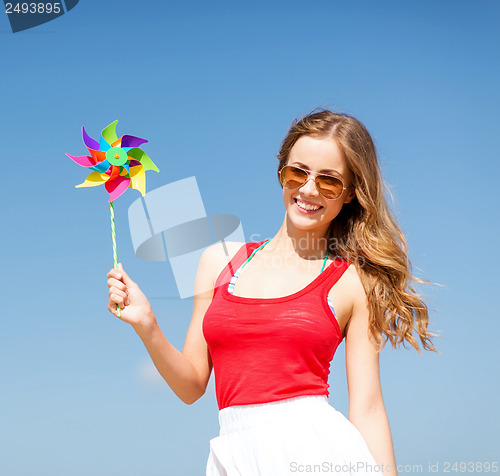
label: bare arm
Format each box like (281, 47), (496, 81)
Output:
(344, 266), (398, 474)
(107, 243), (229, 405)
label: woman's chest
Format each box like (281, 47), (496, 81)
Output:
(229, 258), (354, 338)
(231, 258), (327, 299)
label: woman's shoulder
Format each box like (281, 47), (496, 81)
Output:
(203, 241), (247, 266)
(199, 241), (247, 287)
(331, 261), (368, 303)
(328, 263), (369, 335)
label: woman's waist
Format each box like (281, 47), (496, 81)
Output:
(218, 394), (331, 435)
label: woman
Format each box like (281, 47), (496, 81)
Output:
(107, 108), (438, 475)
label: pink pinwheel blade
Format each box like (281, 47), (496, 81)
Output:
(121, 135), (148, 148)
(82, 127), (100, 150)
(105, 175), (130, 202)
(66, 153), (97, 168)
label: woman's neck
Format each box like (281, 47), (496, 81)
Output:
(265, 215), (330, 261)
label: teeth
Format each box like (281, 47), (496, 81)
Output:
(296, 199), (320, 211)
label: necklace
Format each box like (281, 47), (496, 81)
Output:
(240, 239), (330, 272)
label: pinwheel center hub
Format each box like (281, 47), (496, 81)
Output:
(106, 147), (127, 166)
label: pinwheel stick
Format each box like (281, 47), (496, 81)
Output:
(110, 201), (121, 317)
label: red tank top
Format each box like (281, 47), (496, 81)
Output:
(202, 240), (351, 410)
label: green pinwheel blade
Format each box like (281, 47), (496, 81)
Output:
(102, 120), (119, 145)
(127, 148), (159, 173)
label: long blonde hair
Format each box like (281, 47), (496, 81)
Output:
(277, 108), (439, 354)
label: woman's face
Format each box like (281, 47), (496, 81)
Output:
(282, 135), (355, 233)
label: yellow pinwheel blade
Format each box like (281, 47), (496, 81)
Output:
(75, 171), (108, 188)
(129, 165), (146, 196)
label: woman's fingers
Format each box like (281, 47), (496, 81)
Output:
(117, 263), (135, 286)
(107, 277), (126, 292)
(109, 285), (127, 301)
(109, 295), (125, 311)
(107, 264), (134, 293)
(108, 298), (122, 317)
(107, 267), (122, 280)
(106, 264), (148, 324)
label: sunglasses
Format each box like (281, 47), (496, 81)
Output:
(279, 165), (351, 200)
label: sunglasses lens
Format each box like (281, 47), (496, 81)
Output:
(280, 166), (308, 189)
(281, 166), (345, 199)
(316, 175), (344, 199)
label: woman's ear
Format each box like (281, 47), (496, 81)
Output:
(343, 187), (356, 204)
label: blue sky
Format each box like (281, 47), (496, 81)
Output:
(1, 1), (499, 474)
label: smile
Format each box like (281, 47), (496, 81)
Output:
(294, 198), (323, 212)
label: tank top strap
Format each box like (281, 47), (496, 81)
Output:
(213, 241), (265, 293)
(316, 257), (352, 297)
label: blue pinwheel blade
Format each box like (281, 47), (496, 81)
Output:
(90, 159), (111, 173)
(99, 135), (112, 152)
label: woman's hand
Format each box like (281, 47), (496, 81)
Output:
(107, 263), (156, 332)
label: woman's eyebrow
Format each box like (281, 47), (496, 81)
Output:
(290, 161), (341, 175)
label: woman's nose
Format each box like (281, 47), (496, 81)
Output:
(299, 177), (319, 196)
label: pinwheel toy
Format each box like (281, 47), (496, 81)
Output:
(66, 120), (159, 316)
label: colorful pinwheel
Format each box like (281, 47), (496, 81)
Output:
(66, 120), (159, 317)
(66, 120), (159, 202)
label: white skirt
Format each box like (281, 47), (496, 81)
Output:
(206, 395), (382, 475)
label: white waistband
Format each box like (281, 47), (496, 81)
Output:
(218, 395), (331, 435)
